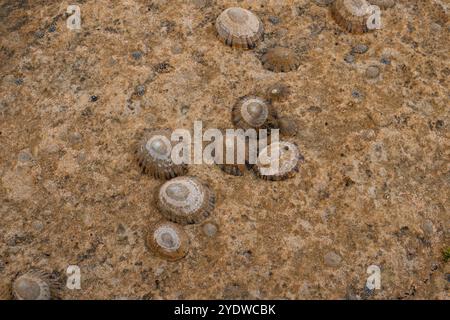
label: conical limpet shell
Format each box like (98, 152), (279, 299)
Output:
(261, 47), (300, 73)
(254, 141), (303, 181)
(135, 129), (187, 180)
(232, 95), (278, 130)
(216, 7), (264, 49)
(156, 176), (216, 225)
(330, 0), (371, 34)
(145, 220), (189, 261)
(12, 270), (52, 300)
(215, 131), (249, 176)
(266, 83), (290, 102)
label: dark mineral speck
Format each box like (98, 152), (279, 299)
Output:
(90, 95), (98, 102)
(381, 57), (391, 65)
(35, 30), (45, 38)
(352, 44), (369, 54)
(131, 51), (142, 60)
(435, 120), (444, 129)
(135, 85), (146, 96)
(268, 16), (281, 25)
(180, 105), (189, 115)
(352, 90), (363, 99)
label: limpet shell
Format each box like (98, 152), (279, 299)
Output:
(215, 132), (249, 176)
(261, 47), (300, 73)
(216, 7), (264, 49)
(232, 95), (278, 130)
(330, 0), (371, 34)
(266, 83), (290, 102)
(135, 129), (187, 180)
(254, 141), (303, 181)
(156, 176), (216, 225)
(12, 270), (52, 300)
(145, 220), (189, 261)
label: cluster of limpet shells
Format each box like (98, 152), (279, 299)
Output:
(138, 5), (307, 263)
(134, 127), (218, 260)
(223, 85), (302, 179)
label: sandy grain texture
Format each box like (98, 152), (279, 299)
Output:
(0, 0), (449, 299)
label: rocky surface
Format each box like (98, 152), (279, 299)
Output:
(0, 0), (448, 299)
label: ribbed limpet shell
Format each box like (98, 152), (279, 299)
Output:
(331, 0), (371, 34)
(261, 47), (300, 73)
(135, 129), (187, 180)
(12, 270), (52, 300)
(156, 176), (216, 225)
(145, 220), (189, 261)
(215, 131), (249, 176)
(254, 141), (303, 181)
(266, 83), (290, 102)
(232, 95), (278, 130)
(216, 7), (264, 49)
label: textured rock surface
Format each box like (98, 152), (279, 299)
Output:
(0, 0), (448, 299)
